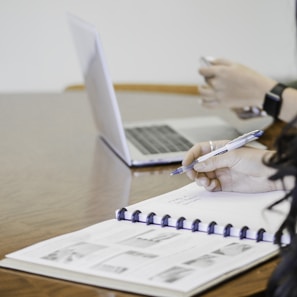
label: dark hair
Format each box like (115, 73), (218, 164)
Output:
(265, 115), (297, 296)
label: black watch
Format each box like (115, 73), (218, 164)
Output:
(263, 83), (287, 119)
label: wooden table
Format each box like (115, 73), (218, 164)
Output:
(0, 89), (282, 297)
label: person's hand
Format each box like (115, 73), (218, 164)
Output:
(182, 141), (279, 192)
(198, 58), (276, 108)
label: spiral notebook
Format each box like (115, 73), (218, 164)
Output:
(0, 183), (290, 297)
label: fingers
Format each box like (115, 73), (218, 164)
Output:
(211, 58), (232, 66)
(183, 140), (220, 167)
(183, 140), (228, 167)
(198, 58), (233, 94)
(199, 58), (232, 77)
(183, 141), (226, 183)
(193, 149), (237, 173)
(190, 168), (222, 192)
(186, 169), (196, 181)
(194, 156), (222, 173)
(199, 85), (215, 99)
(198, 85), (220, 106)
(182, 147), (200, 167)
(199, 67), (215, 79)
(195, 175), (222, 192)
(183, 143), (211, 181)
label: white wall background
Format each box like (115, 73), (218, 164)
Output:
(0, 0), (296, 92)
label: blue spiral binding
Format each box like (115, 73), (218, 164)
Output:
(240, 226), (249, 239)
(176, 217), (186, 230)
(223, 224), (233, 237)
(256, 228), (266, 242)
(207, 221), (217, 234)
(191, 219), (201, 232)
(161, 214), (171, 227)
(117, 208), (127, 221)
(146, 212), (156, 225)
(118, 209), (266, 244)
(131, 210), (141, 223)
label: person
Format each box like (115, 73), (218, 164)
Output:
(265, 115), (297, 296)
(182, 115), (297, 296)
(198, 58), (297, 123)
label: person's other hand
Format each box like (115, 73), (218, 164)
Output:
(198, 58), (276, 108)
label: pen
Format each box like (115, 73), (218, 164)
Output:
(170, 129), (264, 176)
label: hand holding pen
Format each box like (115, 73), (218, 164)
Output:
(171, 130), (264, 176)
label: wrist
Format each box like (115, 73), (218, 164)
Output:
(256, 78), (277, 100)
(247, 77), (276, 107)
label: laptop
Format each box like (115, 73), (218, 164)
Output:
(67, 14), (239, 167)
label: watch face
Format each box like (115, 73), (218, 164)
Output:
(263, 92), (282, 119)
(263, 83), (287, 119)
(266, 91), (281, 102)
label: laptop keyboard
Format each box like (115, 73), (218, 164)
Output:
(125, 125), (193, 155)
